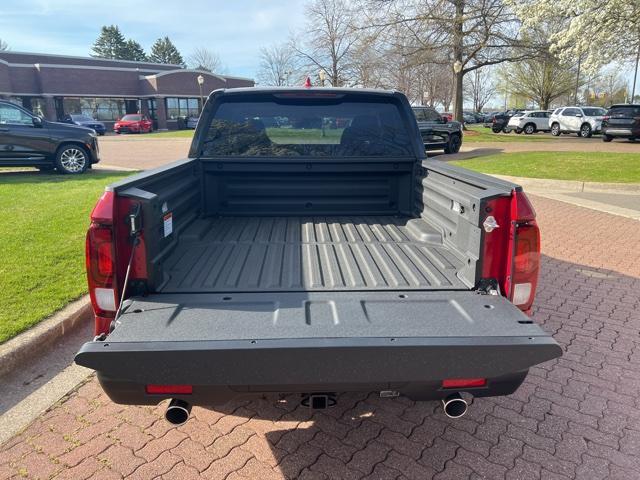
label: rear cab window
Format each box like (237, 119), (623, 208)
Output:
(201, 93), (415, 158)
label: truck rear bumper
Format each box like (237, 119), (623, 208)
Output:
(95, 370), (530, 406)
(75, 291), (562, 406)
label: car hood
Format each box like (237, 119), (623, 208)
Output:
(115, 120), (140, 125)
(46, 121), (95, 135)
(76, 120), (105, 126)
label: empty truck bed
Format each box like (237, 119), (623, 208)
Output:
(158, 216), (469, 293)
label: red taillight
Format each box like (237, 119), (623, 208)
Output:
(509, 191), (540, 311)
(146, 385), (193, 395)
(481, 190), (540, 312)
(86, 190), (118, 329)
(442, 378), (486, 389)
(510, 222), (540, 310)
(97, 241), (113, 276)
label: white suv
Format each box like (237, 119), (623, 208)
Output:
(507, 110), (551, 134)
(549, 106), (607, 138)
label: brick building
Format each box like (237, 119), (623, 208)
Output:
(0, 51), (254, 131)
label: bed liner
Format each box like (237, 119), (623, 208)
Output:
(159, 215), (469, 293)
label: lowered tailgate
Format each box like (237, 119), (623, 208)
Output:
(76, 291), (561, 391)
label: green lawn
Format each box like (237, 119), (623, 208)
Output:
(144, 129), (194, 138)
(464, 124), (551, 143)
(450, 151), (640, 183)
(0, 170), (131, 343)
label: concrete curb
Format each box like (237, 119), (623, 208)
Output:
(491, 175), (640, 195)
(0, 296), (92, 379)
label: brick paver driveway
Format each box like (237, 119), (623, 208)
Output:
(2, 195), (639, 479)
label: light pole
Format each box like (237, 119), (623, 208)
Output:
(453, 61), (463, 122)
(197, 74), (205, 113)
(631, 43), (640, 104)
(318, 69), (326, 87)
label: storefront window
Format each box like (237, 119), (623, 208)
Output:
(165, 97), (201, 119)
(62, 97), (127, 121)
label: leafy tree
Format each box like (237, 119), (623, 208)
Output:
(149, 37), (184, 66)
(498, 23), (576, 109)
(513, 0), (640, 73)
(188, 47), (223, 72)
(121, 39), (147, 61)
(91, 25), (128, 59)
(0, 38), (8, 51)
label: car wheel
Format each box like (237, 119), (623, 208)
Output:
(602, 135), (613, 143)
(444, 134), (462, 154)
(579, 124), (592, 138)
(524, 123), (536, 135)
(55, 145), (88, 174)
(515, 128), (522, 134)
(551, 123), (560, 136)
(491, 126), (502, 133)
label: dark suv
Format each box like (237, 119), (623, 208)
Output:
(602, 104), (640, 142)
(412, 106), (463, 154)
(0, 100), (100, 174)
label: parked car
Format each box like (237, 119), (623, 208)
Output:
(601, 104), (640, 142)
(462, 112), (477, 124)
(76, 87), (561, 424)
(412, 106), (464, 154)
(186, 115), (200, 129)
(492, 110), (524, 133)
(441, 112), (453, 122)
(483, 112), (500, 128)
(549, 106), (607, 138)
(62, 114), (106, 136)
(507, 110), (551, 134)
(0, 99), (100, 174)
(114, 114), (153, 134)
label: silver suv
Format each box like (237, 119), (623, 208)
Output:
(549, 106), (607, 138)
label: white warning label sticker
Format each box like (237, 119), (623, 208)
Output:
(163, 212), (173, 237)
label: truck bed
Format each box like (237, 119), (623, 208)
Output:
(159, 216), (469, 293)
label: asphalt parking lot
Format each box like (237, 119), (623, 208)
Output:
(1, 192), (639, 479)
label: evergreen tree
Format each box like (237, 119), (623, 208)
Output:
(121, 39), (147, 61)
(91, 25), (127, 59)
(149, 37), (184, 65)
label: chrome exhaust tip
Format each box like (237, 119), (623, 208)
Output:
(441, 393), (468, 419)
(165, 399), (192, 425)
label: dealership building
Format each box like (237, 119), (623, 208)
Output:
(0, 51), (254, 131)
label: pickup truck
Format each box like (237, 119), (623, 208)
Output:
(75, 87), (561, 425)
(411, 106), (463, 154)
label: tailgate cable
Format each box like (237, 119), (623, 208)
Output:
(111, 204), (142, 329)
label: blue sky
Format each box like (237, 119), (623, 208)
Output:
(0, 0), (306, 78)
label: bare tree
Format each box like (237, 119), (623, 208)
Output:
(256, 43), (299, 86)
(188, 47), (223, 72)
(464, 67), (496, 112)
(0, 38), (9, 51)
(361, 0), (539, 121)
(292, 0), (358, 86)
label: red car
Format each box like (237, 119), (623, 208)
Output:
(114, 114), (153, 134)
(441, 112), (453, 122)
